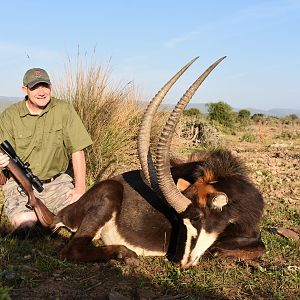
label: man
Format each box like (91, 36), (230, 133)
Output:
(0, 68), (92, 229)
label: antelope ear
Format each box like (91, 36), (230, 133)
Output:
(210, 193), (228, 211)
(177, 178), (191, 192)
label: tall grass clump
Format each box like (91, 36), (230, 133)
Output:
(54, 57), (144, 181)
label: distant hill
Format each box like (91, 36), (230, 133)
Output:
(0, 96), (22, 111)
(1, 96), (299, 117)
(187, 102), (300, 117)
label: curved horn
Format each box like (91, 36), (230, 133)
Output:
(137, 57), (199, 188)
(155, 56), (226, 213)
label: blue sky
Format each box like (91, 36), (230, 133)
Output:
(1, 0), (299, 110)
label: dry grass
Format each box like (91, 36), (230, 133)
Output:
(54, 58), (168, 182)
(54, 59), (144, 180)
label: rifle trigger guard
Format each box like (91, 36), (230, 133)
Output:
(17, 185), (26, 196)
(25, 204), (34, 210)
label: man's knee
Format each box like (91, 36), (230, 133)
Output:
(11, 212), (38, 229)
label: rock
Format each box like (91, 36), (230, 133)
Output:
(293, 225), (300, 234)
(276, 227), (299, 241)
(136, 288), (157, 300)
(107, 291), (131, 300)
(4, 271), (17, 281)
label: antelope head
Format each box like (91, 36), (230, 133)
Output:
(137, 56), (227, 268)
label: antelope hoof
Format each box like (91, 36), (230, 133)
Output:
(116, 245), (138, 260)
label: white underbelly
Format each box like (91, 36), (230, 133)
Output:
(96, 212), (166, 257)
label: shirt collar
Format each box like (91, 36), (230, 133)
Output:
(19, 97), (57, 117)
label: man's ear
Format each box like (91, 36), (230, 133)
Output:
(177, 178), (191, 192)
(22, 86), (28, 95)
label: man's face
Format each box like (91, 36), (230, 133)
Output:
(23, 83), (51, 110)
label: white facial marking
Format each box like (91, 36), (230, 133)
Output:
(180, 218), (198, 267)
(182, 229), (219, 268)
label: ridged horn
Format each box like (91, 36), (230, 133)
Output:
(155, 56), (226, 213)
(137, 57), (199, 189)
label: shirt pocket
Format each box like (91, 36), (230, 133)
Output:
(44, 124), (63, 147)
(14, 130), (32, 152)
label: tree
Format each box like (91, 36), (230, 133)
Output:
(183, 108), (201, 116)
(251, 113), (265, 123)
(238, 109), (251, 119)
(238, 109), (251, 125)
(287, 114), (299, 121)
(206, 101), (234, 128)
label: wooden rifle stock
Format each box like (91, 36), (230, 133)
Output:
(1, 150), (54, 227)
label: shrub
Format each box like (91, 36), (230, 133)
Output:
(54, 58), (144, 180)
(54, 56), (171, 181)
(277, 129), (300, 140)
(240, 132), (257, 142)
(238, 109), (251, 126)
(0, 287), (11, 300)
(238, 109), (251, 119)
(251, 113), (265, 123)
(183, 108), (201, 116)
(281, 114), (300, 125)
(287, 114), (299, 121)
(206, 101), (235, 128)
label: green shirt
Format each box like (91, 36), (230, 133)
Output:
(0, 97), (92, 180)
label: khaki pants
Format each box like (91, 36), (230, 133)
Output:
(2, 173), (74, 222)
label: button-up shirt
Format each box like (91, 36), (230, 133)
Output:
(0, 97), (92, 180)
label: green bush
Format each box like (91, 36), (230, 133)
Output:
(251, 113), (265, 123)
(0, 287), (11, 300)
(206, 101), (235, 128)
(238, 109), (251, 126)
(183, 108), (201, 116)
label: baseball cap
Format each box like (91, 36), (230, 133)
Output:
(23, 68), (51, 88)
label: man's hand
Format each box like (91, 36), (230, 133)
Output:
(0, 153), (10, 168)
(66, 187), (85, 204)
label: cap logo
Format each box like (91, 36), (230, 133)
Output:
(33, 70), (42, 78)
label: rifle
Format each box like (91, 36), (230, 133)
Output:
(0, 140), (54, 227)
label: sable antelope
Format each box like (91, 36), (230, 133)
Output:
(50, 57), (265, 268)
